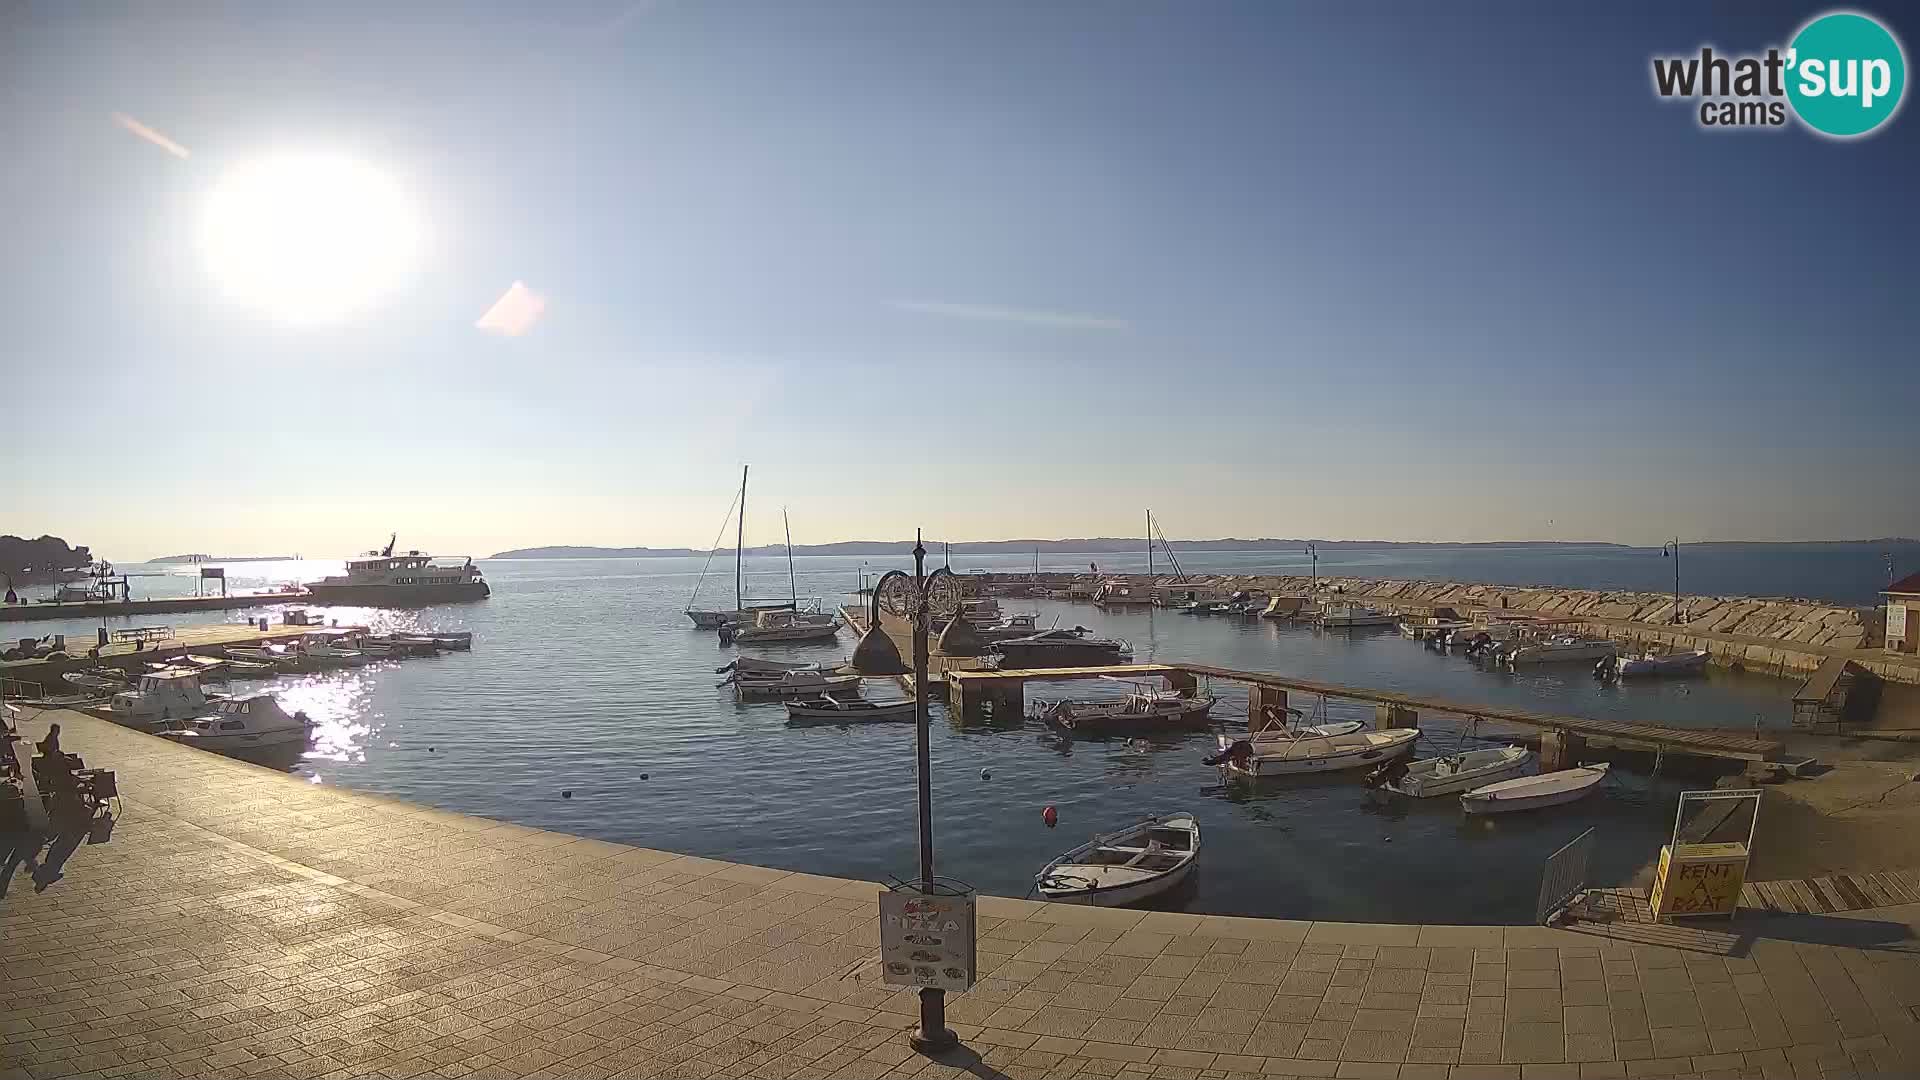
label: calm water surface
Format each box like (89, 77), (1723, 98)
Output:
(24, 550), (1827, 923)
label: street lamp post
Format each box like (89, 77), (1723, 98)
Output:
(1662, 538), (1681, 623)
(850, 534), (961, 1054)
(1304, 542), (1319, 594)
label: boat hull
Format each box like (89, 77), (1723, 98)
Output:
(1386, 748), (1532, 798)
(1226, 730), (1420, 777)
(993, 644), (1130, 668)
(1617, 650), (1709, 677)
(1506, 643), (1616, 665)
(1038, 859), (1194, 907)
(732, 624), (841, 643)
(1461, 765), (1609, 815)
(304, 581), (490, 607)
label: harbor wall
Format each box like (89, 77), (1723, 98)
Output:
(981, 572), (1920, 685)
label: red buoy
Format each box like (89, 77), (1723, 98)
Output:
(1042, 805), (1058, 827)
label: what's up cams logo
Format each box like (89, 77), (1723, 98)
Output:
(1652, 10), (1906, 138)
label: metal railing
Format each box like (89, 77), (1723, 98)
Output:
(1536, 827), (1596, 924)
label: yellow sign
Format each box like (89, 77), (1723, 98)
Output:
(1650, 843), (1748, 918)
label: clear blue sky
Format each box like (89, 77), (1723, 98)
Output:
(2, 2), (1914, 560)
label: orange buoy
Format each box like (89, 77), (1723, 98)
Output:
(1042, 805), (1058, 827)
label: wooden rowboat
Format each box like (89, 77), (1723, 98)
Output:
(1036, 813), (1200, 907)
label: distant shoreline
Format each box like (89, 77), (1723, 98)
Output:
(490, 538), (1917, 560)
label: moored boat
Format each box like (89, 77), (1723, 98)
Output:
(305, 536), (489, 606)
(992, 628), (1131, 669)
(784, 694), (915, 726)
(156, 694), (312, 758)
(90, 670), (218, 730)
(1038, 691), (1215, 733)
(1615, 649), (1709, 677)
(1035, 813), (1200, 907)
(1505, 636), (1617, 666)
(1318, 605), (1397, 629)
(1378, 745), (1533, 798)
(731, 609), (842, 643)
(1208, 727), (1419, 777)
(1460, 763), (1610, 814)
(731, 669), (863, 698)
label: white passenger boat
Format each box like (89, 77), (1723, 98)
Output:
(1505, 636), (1617, 665)
(306, 536), (489, 606)
(1318, 605), (1397, 628)
(156, 694), (312, 756)
(784, 695), (915, 726)
(1035, 813), (1200, 907)
(1615, 649), (1709, 677)
(1038, 691), (1214, 733)
(1461, 763), (1610, 814)
(1381, 745), (1532, 798)
(1209, 727), (1419, 777)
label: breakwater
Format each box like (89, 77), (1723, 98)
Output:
(977, 572), (1920, 684)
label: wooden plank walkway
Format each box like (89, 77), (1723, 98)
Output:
(947, 661), (1784, 762)
(1595, 864), (1920, 918)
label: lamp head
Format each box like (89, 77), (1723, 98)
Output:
(850, 625), (910, 676)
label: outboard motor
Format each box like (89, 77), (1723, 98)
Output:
(1364, 756), (1410, 790)
(1204, 739), (1254, 768)
(716, 623), (736, 646)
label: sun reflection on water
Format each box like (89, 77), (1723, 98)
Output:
(266, 671), (381, 765)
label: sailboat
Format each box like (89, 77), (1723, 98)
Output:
(732, 510), (840, 643)
(685, 466), (813, 629)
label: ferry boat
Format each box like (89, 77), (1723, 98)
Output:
(305, 536), (489, 607)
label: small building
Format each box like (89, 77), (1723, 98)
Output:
(1887, 573), (1920, 654)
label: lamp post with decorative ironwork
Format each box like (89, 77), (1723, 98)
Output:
(850, 533), (961, 1053)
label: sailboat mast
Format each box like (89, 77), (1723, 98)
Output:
(1147, 510), (1154, 579)
(784, 509), (798, 606)
(736, 465), (748, 609)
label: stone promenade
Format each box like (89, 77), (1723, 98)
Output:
(6, 710), (1920, 1079)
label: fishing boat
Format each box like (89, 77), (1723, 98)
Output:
(1379, 745), (1533, 798)
(1035, 813), (1201, 907)
(731, 669), (863, 698)
(1038, 690), (1215, 733)
(91, 670), (218, 730)
(1505, 636), (1617, 666)
(156, 694), (312, 757)
(1615, 649), (1709, 677)
(305, 535), (489, 606)
(1207, 727), (1419, 777)
(992, 628), (1131, 668)
(1461, 763), (1610, 814)
(732, 608), (842, 643)
(1318, 605), (1397, 628)
(784, 694), (915, 726)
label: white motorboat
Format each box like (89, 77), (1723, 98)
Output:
(1249, 719), (1366, 741)
(1209, 727), (1419, 777)
(1035, 813), (1200, 907)
(291, 637), (372, 669)
(1380, 745), (1533, 798)
(1461, 762), (1610, 814)
(722, 656), (847, 678)
(92, 671), (217, 730)
(992, 628), (1132, 668)
(156, 694), (312, 756)
(1505, 636), (1617, 666)
(1318, 605), (1397, 628)
(784, 694), (915, 726)
(1615, 649), (1709, 677)
(732, 670), (863, 698)
(731, 609), (842, 643)
(972, 613), (1041, 641)
(1038, 691), (1215, 733)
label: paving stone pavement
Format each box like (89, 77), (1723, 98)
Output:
(8, 710), (1920, 1079)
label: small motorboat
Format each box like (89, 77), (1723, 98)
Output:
(423, 630), (474, 651)
(1378, 745), (1533, 798)
(1461, 763), (1610, 814)
(1038, 691), (1215, 733)
(731, 670), (863, 698)
(992, 628), (1132, 669)
(731, 610), (842, 643)
(1035, 812), (1200, 907)
(1614, 649), (1709, 677)
(1504, 636), (1617, 666)
(156, 694), (312, 757)
(1250, 720), (1365, 741)
(91, 670), (220, 730)
(1208, 728), (1419, 777)
(62, 670), (127, 696)
(784, 694), (915, 726)
(720, 656), (848, 678)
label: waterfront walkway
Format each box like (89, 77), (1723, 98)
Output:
(7, 713), (1920, 1079)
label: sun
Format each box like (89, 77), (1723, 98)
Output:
(198, 151), (422, 324)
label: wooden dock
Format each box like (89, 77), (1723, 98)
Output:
(0, 621), (346, 698)
(1596, 865), (1920, 920)
(944, 661), (1784, 763)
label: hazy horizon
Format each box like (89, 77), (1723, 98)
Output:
(5, 2), (1914, 559)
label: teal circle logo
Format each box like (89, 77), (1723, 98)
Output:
(1786, 12), (1907, 137)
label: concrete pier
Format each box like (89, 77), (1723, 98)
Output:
(7, 710), (1920, 1077)
(0, 592), (311, 624)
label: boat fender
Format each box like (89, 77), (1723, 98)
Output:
(1042, 805), (1058, 827)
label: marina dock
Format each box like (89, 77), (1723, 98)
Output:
(0, 590), (310, 624)
(945, 663), (1785, 765)
(4, 708), (1917, 1078)
(0, 621), (344, 697)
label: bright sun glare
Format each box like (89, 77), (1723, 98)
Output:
(198, 151), (421, 324)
